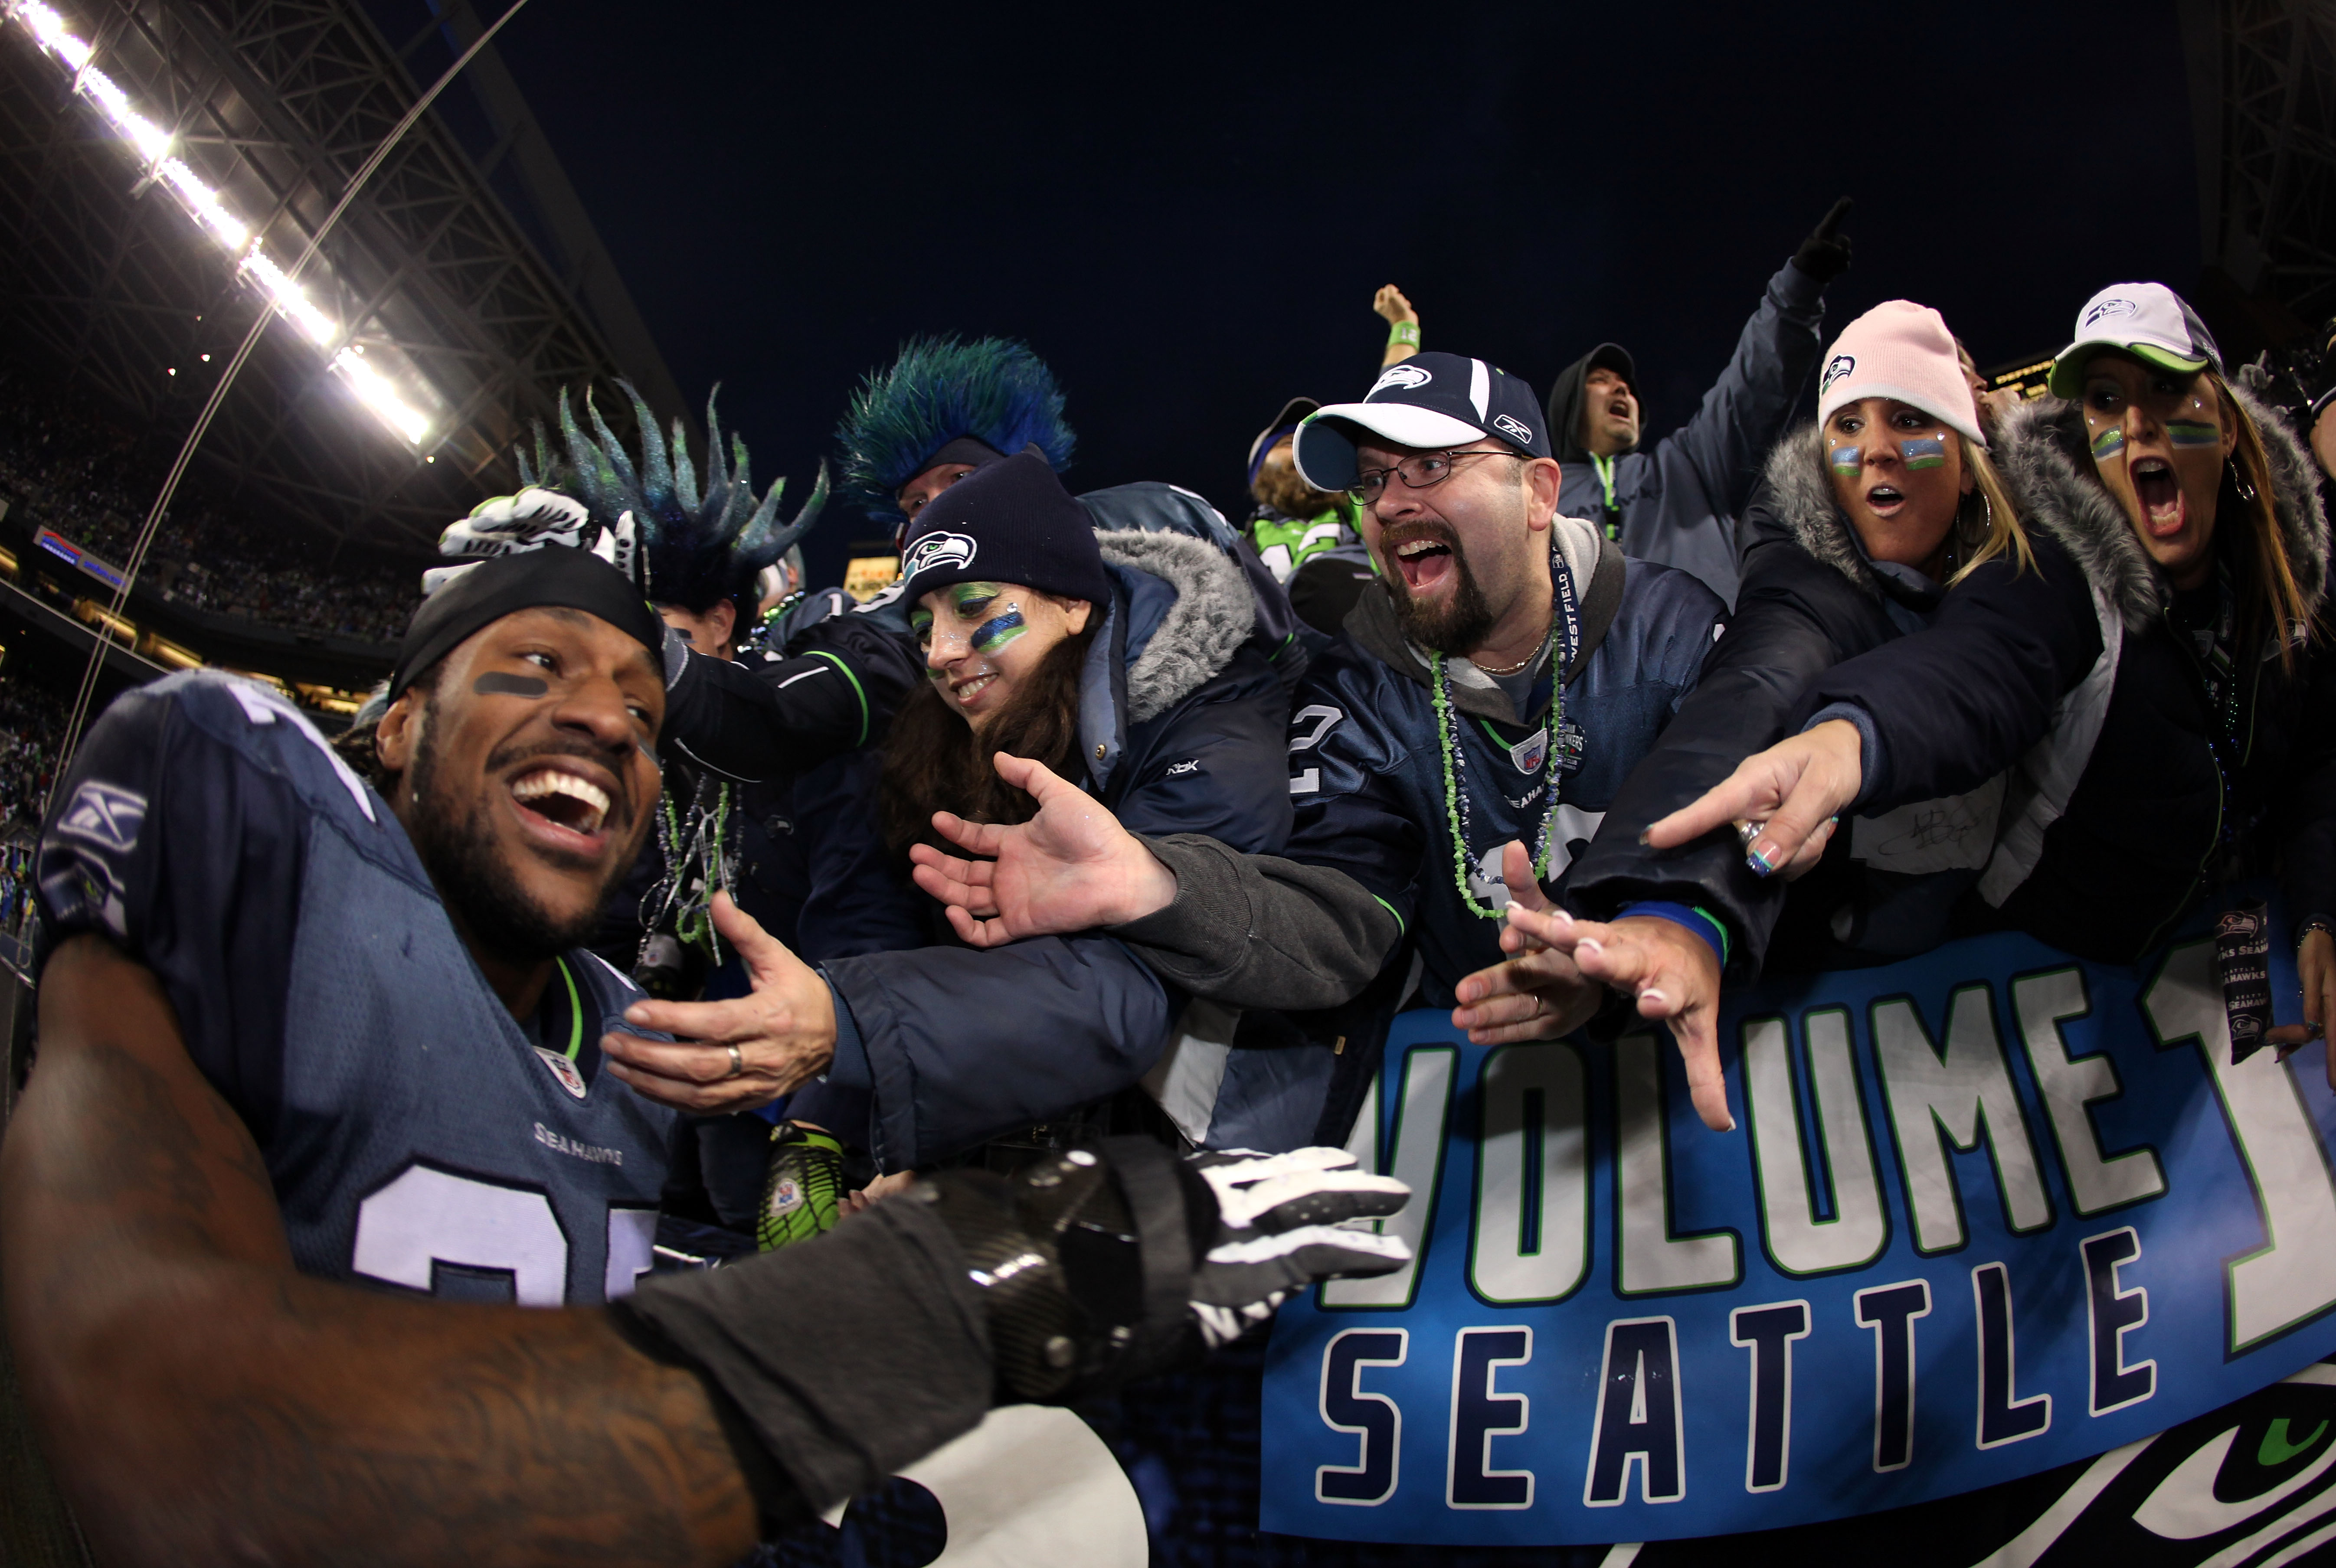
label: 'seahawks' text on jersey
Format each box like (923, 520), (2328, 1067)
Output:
(36, 672), (677, 1305)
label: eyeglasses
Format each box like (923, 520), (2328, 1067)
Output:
(1348, 447), (1525, 504)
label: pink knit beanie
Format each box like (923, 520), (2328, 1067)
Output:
(1815, 301), (1986, 449)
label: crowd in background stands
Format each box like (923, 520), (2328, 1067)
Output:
(0, 374), (418, 644)
(0, 668), (64, 937)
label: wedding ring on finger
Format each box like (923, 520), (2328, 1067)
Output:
(725, 1044), (744, 1080)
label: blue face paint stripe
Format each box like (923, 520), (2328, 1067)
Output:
(2090, 427), (2127, 462)
(968, 608), (1026, 654)
(1900, 437), (1946, 470)
(1829, 444), (1862, 475)
(2167, 420), (2221, 448)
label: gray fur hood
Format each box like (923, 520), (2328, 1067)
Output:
(1096, 528), (1255, 723)
(1992, 382), (2330, 634)
(1760, 420), (1987, 604)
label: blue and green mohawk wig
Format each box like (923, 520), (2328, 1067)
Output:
(837, 336), (1075, 523)
(522, 382), (829, 614)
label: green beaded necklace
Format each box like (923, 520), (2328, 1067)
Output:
(1432, 635), (1564, 921)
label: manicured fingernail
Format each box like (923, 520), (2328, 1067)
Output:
(1747, 845), (1778, 876)
(1720, 1115), (1737, 1133)
(1640, 988), (1668, 1006)
(1577, 938), (1603, 959)
(1636, 830), (1652, 846)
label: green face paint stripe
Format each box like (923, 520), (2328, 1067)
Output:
(1829, 444), (1862, 475)
(2090, 427), (2126, 461)
(1371, 894), (1407, 934)
(556, 956), (583, 1062)
(807, 650), (870, 748)
(2166, 420), (2221, 447)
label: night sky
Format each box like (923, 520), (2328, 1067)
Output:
(483, 1), (2198, 590)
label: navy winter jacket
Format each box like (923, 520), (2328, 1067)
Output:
(789, 528), (1293, 1170)
(1978, 389), (2336, 959)
(1567, 422), (2102, 974)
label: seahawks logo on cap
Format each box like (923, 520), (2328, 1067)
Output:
(1820, 353), (1856, 394)
(2082, 297), (2138, 328)
(900, 530), (978, 580)
(1370, 364), (1432, 395)
(1492, 414), (1534, 444)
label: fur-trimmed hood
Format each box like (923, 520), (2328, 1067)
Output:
(1095, 528), (1255, 723)
(1992, 381), (2330, 634)
(1759, 420), (1985, 608)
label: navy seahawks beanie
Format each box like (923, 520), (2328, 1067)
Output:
(897, 446), (1110, 608)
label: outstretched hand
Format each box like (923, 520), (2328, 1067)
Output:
(1642, 719), (1857, 879)
(907, 752), (1178, 947)
(1505, 906), (1734, 1131)
(1449, 841), (1603, 1044)
(602, 892), (836, 1113)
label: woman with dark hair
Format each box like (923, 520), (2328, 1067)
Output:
(770, 446), (1298, 1168)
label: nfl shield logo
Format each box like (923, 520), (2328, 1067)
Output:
(1508, 727), (1549, 775)
(768, 1175), (805, 1217)
(534, 1047), (588, 1099)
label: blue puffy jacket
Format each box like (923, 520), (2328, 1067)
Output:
(788, 526), (1294, 1170)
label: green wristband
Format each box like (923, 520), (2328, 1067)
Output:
(1387, 320), (1420, 347)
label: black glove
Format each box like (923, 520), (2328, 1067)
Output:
(922, 1138), (1410, 1401)
(1793, 197), (1855, 283)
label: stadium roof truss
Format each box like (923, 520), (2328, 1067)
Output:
(0, 0), (682, 549)
(2188, 0), (2336, 328)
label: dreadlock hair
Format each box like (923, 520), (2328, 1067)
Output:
(878, 623), (1097, 861)
(837, 336), (1075, 523)
(525, 381), (828, 617)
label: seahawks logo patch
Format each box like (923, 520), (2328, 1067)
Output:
(535, 1047), (588, 1100)
(1820, 353), (1856, 394)
(900, 530), (977, 580)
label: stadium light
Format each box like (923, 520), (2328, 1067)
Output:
(5, 0), (438, 448)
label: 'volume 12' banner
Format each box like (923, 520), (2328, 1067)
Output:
(1260, 906), (2336, 1545)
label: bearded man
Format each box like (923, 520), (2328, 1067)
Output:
(906, 353), (1731, 1144)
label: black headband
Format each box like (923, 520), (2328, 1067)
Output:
(389, 547), (666, 701)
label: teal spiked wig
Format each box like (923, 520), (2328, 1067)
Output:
(836, 336), (1076, 523)
(527, 382), (829, 614)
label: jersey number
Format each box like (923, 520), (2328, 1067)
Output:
(352, 1164), (657, 1306)
(1289, 704), (1344, 796)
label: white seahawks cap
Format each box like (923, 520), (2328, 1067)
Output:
(2048, 283), (2225, 398)
(1292, 353), (1551, 492)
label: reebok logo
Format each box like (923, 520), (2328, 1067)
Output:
(1492, 414), (1533, 445)
(55, 780), (146, 853)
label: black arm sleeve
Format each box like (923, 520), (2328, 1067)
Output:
(662, 614), (922, 784)
(610, 1195), (993, 1535)
(1803, 532), (2103, 810)
(1109, 833), (1402, 1009)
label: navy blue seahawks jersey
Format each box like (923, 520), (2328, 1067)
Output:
(35, 671), (677, 1305)
(1285, 556), (1723, 1011)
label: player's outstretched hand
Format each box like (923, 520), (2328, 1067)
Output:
(1641, 719), (1855, 879)
(602, 891), (836, 1112)
(919, 1139), (1410, 1402)
(907, 752), (1177, 946)
(1503, 907), (1736, 1133)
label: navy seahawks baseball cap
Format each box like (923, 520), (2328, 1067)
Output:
(1293, 353), (1553, 492)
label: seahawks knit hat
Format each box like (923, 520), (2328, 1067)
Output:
(898, 447), (1108, 608)
(1816, 301), (1986, 449)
